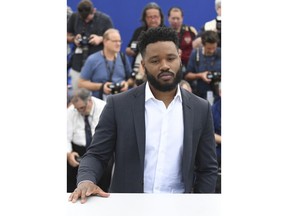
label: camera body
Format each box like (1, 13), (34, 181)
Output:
(109, 82), (122, 94)
(78, 32), (91, 64)
(216, 19), (221, 32)
(130, 41), (139, 52)
(207, 71), (221, 81)
(78, 32), (90, 47)
(131, 71), (145, 86)
(216, 18), (221, 47)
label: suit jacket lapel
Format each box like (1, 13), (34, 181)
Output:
(181, 90), (195, 181)
(132, 84), (146, 173)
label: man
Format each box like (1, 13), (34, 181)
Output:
(67, 0), (113, 91)
(167, 6), (198, 67)
(184, 30), (221, 101)
(125, 2), (164, 60)
(69, 27), (218, 204)
(126, 2), (165, 86)
(193, 0), (221, 48)
(67, 88), (112, 192)
(78, 28), (134, 100)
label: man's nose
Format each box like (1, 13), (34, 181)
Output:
(159, 60), (170, 71)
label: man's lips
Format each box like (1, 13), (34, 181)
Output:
(158, 71), (174, 79)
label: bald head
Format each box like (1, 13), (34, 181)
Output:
(103, 28), (120, 40)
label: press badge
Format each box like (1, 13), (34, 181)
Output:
(75, 47), (83, 54)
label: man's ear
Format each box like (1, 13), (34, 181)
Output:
(178, 48), (182, 57)
(141, 59), (145, 69)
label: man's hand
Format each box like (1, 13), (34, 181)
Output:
(67, 152), (80, 167)
(68, 181), (110, 204)
(89, 34), (103, 45)
(103, 82), (113, 95)
(120, 81), (129, 92)
(201, 71), (212, 84)
(74, 34), (82, 47)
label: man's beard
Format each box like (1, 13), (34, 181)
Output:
(145, 67), (182, 92)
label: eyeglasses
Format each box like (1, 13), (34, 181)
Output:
(108, 39), (123, 44)
(146, 15), (160, 20)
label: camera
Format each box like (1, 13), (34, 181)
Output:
(78, 32), (91, 64)
(78, 32), (90, 47)
(216, 19), (221, 32)
(109, 82), (123, 94)
(130, 41), (139, 52)
(207, 71), (221, 81)
(216, 18), (221, 47)
(131, 71), (145, 86)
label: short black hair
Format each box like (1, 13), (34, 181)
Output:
(138, 27), (179, 57)
(167, 6), (183, 17)
(201, 30), (219, 45)
(77, 0), (94, 20)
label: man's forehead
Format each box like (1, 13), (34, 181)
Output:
(146, 41), (176, 49)
(74, 99), (85, 106)
(145, 41), (178, 55)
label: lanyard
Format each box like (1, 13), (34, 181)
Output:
(102, 51), (116, 81)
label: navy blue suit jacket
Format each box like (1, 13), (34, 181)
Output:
(77, 83), (218, 193)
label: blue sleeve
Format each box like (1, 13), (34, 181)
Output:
(80, 55), (94, 80)
(125, 55), (133, 78)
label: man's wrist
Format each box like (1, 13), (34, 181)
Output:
(77, 180), (95, 187)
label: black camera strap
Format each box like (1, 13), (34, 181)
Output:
(102, 51), (116, 81)
(119, 52), (129, 80)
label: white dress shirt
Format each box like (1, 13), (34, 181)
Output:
(144, 83), (184, 193)
(67, 97), (106, 152)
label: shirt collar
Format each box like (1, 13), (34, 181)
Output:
(88, 98), (95, 117)
(145, 82), (182, 103)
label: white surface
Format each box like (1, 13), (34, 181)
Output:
(67, 193), (221, 216)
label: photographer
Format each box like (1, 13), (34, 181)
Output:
(184, 30), (221, 102)
(67, 88), (114, 193)
(167, 6), (198, 67)
(67, 0), (113, 91)
(78, 28), (134, 100)
(193, 0), (221, 48)
(125, 2), (165, 86)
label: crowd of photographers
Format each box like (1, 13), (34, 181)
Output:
(67, 0), (221, 103)
(67, 0), (221, 193)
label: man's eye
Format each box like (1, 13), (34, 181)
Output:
(150, 60), (159, 64)
(168, 57), (176, 61)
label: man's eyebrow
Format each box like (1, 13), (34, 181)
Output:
(148, 53), (178, 59)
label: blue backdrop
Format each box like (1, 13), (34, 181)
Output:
(67, 0), (217, 52)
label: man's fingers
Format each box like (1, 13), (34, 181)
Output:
(80, 188), (88, 204)
(86, 185), (110, 198)
(68, 192), (74, 201)
(69, 189), (81, 203)
(93, 186), (110, 198)
(97, 190), (110, 198)
(85, 185), (96, 196)
(68, 183), (110, 204)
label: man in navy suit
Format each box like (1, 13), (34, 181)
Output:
(69, 27), (218, 204)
